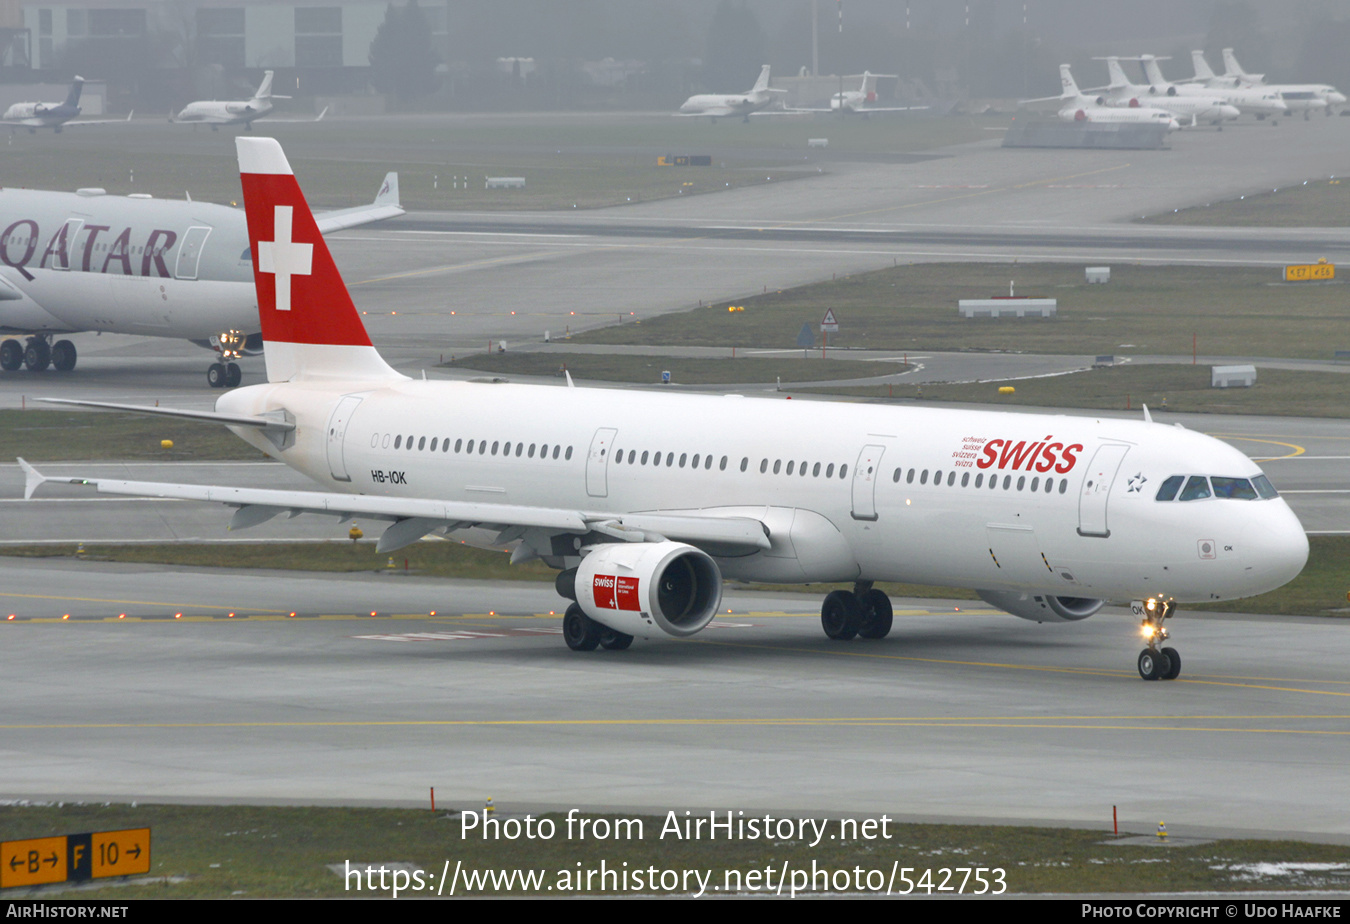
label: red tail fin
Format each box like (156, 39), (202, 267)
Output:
(236, 137), (399, 382)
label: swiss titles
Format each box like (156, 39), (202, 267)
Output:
(976, 435), (1082, 474)
(951, 435), (987, 469)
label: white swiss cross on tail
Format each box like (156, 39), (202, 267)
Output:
(257, 206), (313, 312)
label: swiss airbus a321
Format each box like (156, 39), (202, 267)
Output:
(22, 138), (1309, 681)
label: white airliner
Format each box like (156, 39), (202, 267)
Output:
(3, 76), (133, 133)
(676, 65), (787, 121)
(1090, 57), (1240, 127)
(173, 70), (325, 130)
(22, 137), (1310, 681)
(1219, 48), (1344, 118)
(0, 174), (400, 386)
(1022, 66), (1180, 131)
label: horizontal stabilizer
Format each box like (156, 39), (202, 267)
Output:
(40, 398), (294, 432)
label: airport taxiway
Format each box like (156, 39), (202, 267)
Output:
(2, 555), (1348, 842)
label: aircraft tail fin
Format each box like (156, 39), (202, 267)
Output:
(1222, 48), (1244, 78)
(64, 77), (84, 108)
(1139, 55), (1168, 87)
(236, 137), (402, 384)
(1103, 57), (1131, 88)
(254, 70), (275, 100)
(751, 64), (771, 93)
(1191, 50), (1216, 82)
(1059, 64), (1081, 99)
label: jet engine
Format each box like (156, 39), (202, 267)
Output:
(977, 590), (1103, 623)
(573, 541), (722, 639)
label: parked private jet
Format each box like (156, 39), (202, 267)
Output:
(676, 65), (787, 120)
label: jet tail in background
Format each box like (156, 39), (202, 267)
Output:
(1191, 50), (1217, 82)
(750, 64), (771, 93)
(63, 77), (84, 108)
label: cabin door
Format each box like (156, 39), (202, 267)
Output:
(1077, 443), (1130, 538)
(325, 395), (363, 483)
(586, 428), (618, 498)
(850, 444), (885, 521)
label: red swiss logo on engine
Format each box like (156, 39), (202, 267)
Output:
(593, 574), (641, 611)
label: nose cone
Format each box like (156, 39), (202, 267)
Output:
(1329, 91), (1347, 105)
(1240, 504), (1309, 596)
(1221, 104), (1241, 119)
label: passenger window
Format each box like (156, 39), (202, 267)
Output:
(839, 465), (847, 479)
(760, 459), (768, 474)
(1155, 475), (1184, 501)
(1179, 476), (1211, 501)
(394, 435), (402, 449)
(975, 473), (983, 488)
(961, 472), (969, 487)
(1030, 476), (1038, 491)
(786, 461), (794, 475)
(1003, 475), (1011, 489)
(491, 441), (499, 455)
(640, 451), (649, 464)
(691, 454), (700, 468)
(552, 446), (560, 459)
(773, 460), (781, 474)
(382, 434), (391, 449)
(906, 469), (915, 484)
(705, 456), (713, 470)
(920, 470), (928, 485)
(566, 446), (573, 460)
(947, 472), (956, 487)
(516, 443), (524, 457)
(827, 463), (835, 478)
(1016, 476), (1025, 491)
(679, 453), (687, 468)
(418, 436), (426, 451)
(1058, 479), (1067, 494)
(370, 433), (378, 448)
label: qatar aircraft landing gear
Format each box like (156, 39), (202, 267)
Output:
(1136, 597), (1181, 681)
(820, 581), (893, 641)
(207, 362), (242, 388)
(2, 335), (76, 373)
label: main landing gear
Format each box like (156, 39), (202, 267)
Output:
(561, 603), (634, 652)
(0, 336), (76, 372)
(207, 361), (242, 388)
(820, 581), (893, 641)
(1136, 597), (1181, 681)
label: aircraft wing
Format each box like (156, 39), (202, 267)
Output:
(315, 171), (403, 233)
(52, 112), (135, 128)
(18, 459), (773, 555)
(259, 106), (329, 124)
(674, 108), (738, 117)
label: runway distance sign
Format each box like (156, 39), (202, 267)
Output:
(0, 827), (150, 887)
(1283, 262), (1335, 281)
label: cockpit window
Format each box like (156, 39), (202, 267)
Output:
(1252, 474), (1279, 499)
(1178, 476), (1212, 501)
(1211, 477), (1258, 500)
(1155, 475), (1184, 502)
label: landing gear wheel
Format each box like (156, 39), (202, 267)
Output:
(51, 339), (76, 372)
(224, 362), (242, 388)
(1137, 649), (1165, 681)
(23, 338), (50, 371)
(599, 628), (634, 650)
(821, 590), (862, 641)
(207, 362), (226, 388)
(1160, 646), (1181, 680)
(562, 603), (601, 651)
(0, 339), (21, 371)
(857, 588), (894, 640)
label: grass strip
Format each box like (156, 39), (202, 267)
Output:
(0, 803), (1345, 897)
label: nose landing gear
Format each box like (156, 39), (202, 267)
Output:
(1135, 597), (1181, 680)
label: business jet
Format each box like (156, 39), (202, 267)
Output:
(676, 65), (787, 121)
(21, 137), (1310, 682)
(1219, 48), (1344, 118)
(1089, 57), (1240, 127)
(1022, 66), (1180, 131)
(1136, 54), (1290, 122)
(173, 70), (324, 130)
(3, 76), (132, 133)
(0, 172), (401, 387)
(1183, 50), (1291, 121)
(781, 71), (926, 116)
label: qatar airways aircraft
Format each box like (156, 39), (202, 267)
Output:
(21, 138), (1310, 681)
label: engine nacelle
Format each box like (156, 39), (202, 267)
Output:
(575, 541), (722, 639)
(977, 590), (1103, 624)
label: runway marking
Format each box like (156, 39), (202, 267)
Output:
(812, 164), (1133, 223)
(350, 249), (571, 286)
(2, 717), (1348, 736)
(1206, 435), (1305, 461)
(694, 639), (1350, 697)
